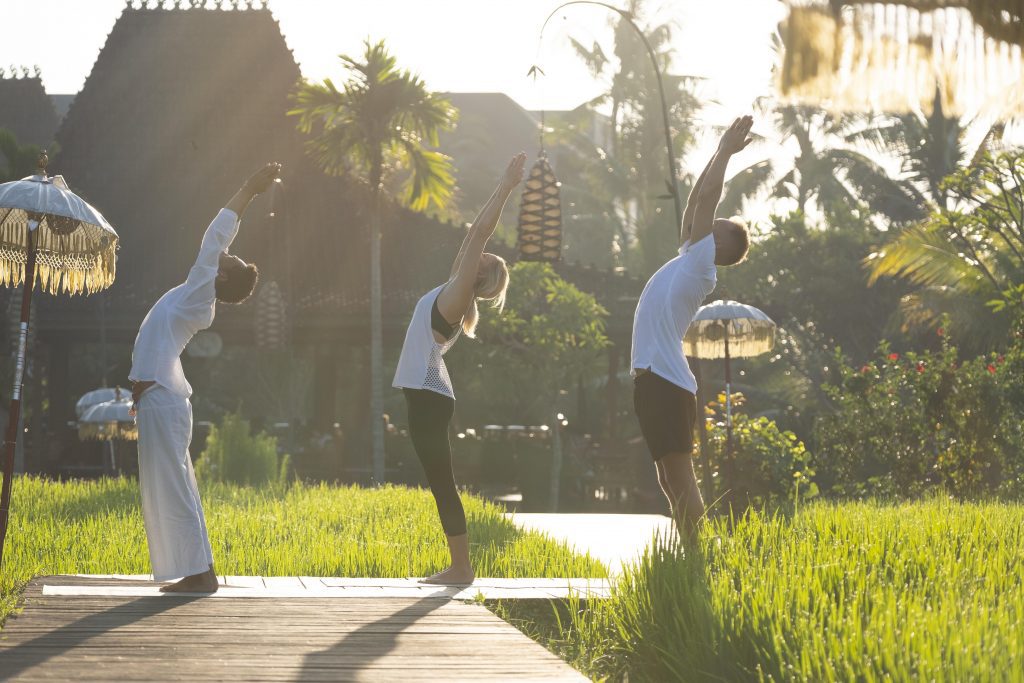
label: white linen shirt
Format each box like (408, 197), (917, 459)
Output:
(129, 209), (239, 398)
(630, 234), (717, 394)
(392, 284), (461, 399)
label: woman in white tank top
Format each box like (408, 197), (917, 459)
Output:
(393, 153), (525, 584)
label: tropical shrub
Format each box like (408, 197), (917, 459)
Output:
(815, 324), (1024, 498)
(700, 393), (816, 509)
(196, 412), (291, 487)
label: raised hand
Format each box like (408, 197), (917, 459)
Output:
(243, 162), (282, 195)
(718, 116), (754, 155)
(500, 152), (527, 192)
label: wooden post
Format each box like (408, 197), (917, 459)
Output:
(724, 324), (733, 455)
(0, 229), (37, 568)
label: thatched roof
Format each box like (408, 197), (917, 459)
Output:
(40, 5), (470, 339)
(0, 74), (59, 149)
(439, 93), (540, 224)
(30, 5), (638, 346)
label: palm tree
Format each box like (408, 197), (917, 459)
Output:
(859, 90), (1012, 344)
(560, 0), (702, 274)
(721, 105), (925, 223)
(865, 150), (1024, 349)
(290, 40), (456, 481)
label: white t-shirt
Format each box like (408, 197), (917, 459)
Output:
(392, 284), (461, 399)
(630, 234), (717, 394)
(129, 209), (239, 398)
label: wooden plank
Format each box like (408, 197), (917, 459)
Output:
(0, 577), (587, 682)
(39, 576), (612, 600)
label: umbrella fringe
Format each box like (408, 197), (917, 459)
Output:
(77, 422), (138, 442)
(0, 210), (117, 295)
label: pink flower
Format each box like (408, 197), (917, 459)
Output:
(860, 365), (871, 374)
(888, 353), (899, 361)
(916, 362), (925, 373)
(937, 327), (945, 337)
(987, 364), (997, 374)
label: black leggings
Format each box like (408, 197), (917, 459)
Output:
(403, 388), (466, 537)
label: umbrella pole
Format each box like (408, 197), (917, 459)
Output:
(0, 230), (37, 568)
(724, 325), (733, 455)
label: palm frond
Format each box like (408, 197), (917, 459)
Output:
(865, 222), (990, 291)
(720, 160), (774, 216)
(288, 78), (350, 133)
(827, 149), (927, 223)
(898, 287), (1010, 349)
(568, 38), (609, 78)
(394, 139), (455, 213)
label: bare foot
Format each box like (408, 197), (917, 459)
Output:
(418, 566), (475, 585)
(160, 569), (219, 593)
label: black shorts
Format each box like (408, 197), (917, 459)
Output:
(633, 371), (697, 461)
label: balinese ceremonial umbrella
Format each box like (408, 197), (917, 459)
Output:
(79, 397), (137, 441)
(79, 396), (137, 472)
(76, 387), (125, 419)
(684, 300), (776, 452)
(0, 152), (118, 567)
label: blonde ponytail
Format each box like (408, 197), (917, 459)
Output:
(462, 254), (509, 338)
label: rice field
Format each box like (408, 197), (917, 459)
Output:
(0, 476), (605, 624)
(4, 479), (1023, 682)
(497, 499), (1024, 682)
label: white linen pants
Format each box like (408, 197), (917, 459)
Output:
(136, 385), (213, 581)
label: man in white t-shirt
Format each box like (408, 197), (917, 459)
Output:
(129, 162), (280, 592)
(631, 116), (753, 540)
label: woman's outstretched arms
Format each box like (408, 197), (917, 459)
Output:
(437, 153), (526, 323)
(447, 180), (504, 281)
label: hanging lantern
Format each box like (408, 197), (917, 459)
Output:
(517, 155), (563, 262)
(255, 280), (288, 350)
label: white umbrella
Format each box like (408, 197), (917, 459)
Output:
(79, 398), (137, 473)
(75, 387), (129, 419)
(79, 398), (137, 442)
(684, 300), (776, 451)
(0, 152), (119, 567)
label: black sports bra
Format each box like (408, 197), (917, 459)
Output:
(431, 294), (460, 341)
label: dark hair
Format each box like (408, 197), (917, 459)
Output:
(215, 262), (259, 304)
(713, 218), (750, 266)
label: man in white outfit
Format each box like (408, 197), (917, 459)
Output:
(631, 116), (753, 541)
(129, 162), (280, 593)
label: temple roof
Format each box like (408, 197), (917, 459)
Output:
(41, 6), (454, 327)
(0, 73), (60, 150)
(33, 4), (638, 342)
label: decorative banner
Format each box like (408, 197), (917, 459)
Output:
(779, 1), (1024, 117)
(254, 280), (288, 350)
(517, 156), (563, 262)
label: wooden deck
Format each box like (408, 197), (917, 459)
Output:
(0, 577), (588, 682)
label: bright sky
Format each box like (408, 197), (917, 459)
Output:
(2, 0), (788, 220)
(2, 0), (785, 120)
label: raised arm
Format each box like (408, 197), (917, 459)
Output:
(448, 181), (505, 280)
(225, 162), (281, 217)
(182, 162), (280, 300)
(690, 116), (752, 246)
(681, 152), (718, 243)
(437, 153), (525, 322)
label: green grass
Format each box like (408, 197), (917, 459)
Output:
(495, 499), (1024, 682)
(6, 480), (1024, 681)
(0, 476), (606, 625)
